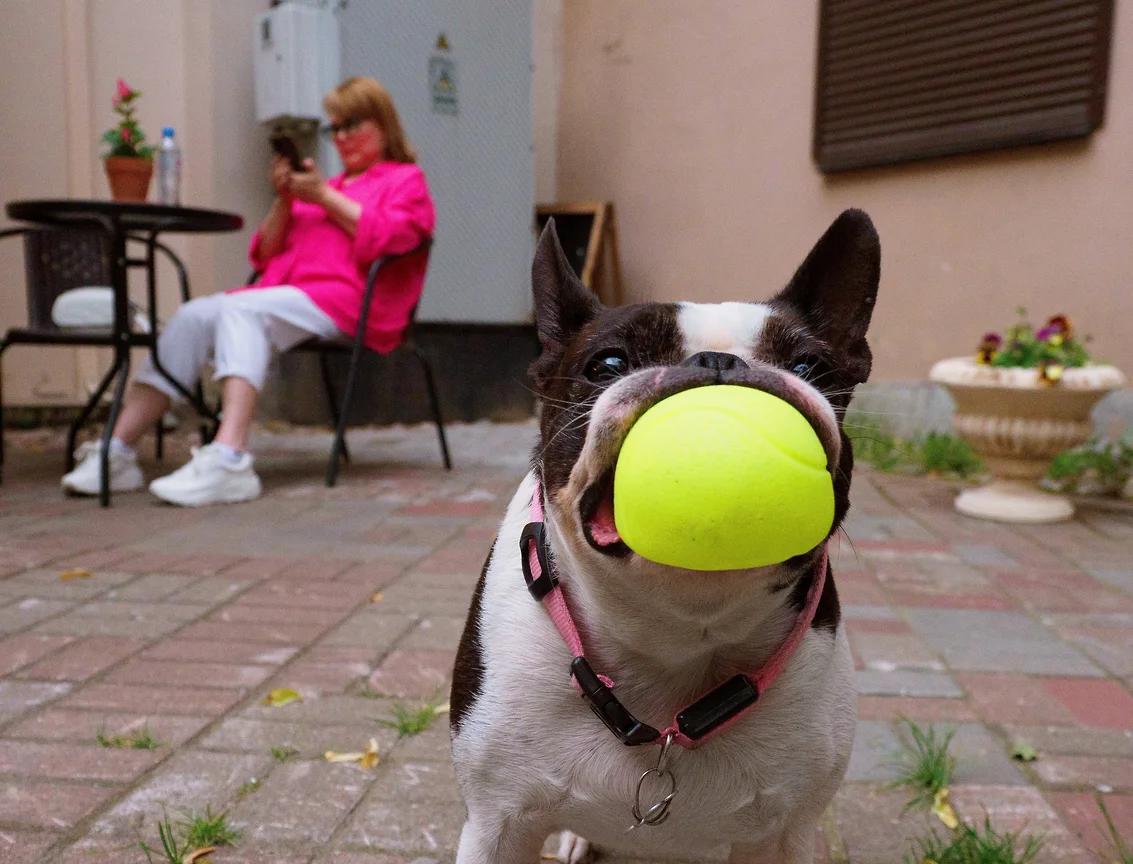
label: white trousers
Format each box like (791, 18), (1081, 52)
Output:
(134, 286), (342, 400)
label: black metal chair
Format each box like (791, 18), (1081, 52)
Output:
(264, 238), (451, 486)
(0, 226), (210, 486)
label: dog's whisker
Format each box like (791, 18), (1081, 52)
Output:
(535, 411), (595, 461)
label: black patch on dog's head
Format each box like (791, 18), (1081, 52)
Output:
(529, 221), (683, 496)
(770, 209), (880, 387)
(449, 541), (494, 738)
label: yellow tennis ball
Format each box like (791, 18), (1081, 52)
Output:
(613, 385), (834, 570)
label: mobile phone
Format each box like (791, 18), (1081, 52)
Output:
(270, 133), (305, 172)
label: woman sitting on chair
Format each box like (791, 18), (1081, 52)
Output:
(62, 76), (435, 506)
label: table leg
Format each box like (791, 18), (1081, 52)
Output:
(99, 357), (131, 508)
(65, 361), (122, 473)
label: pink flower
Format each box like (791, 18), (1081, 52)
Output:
(116, 78), (132, 100)
(120, 128), (131, 142)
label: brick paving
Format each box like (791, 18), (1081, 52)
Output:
(0, 421), (1131, 863)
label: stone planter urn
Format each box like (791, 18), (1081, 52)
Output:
(104, 156), (153, 202)
(929, 357), (1125, 523)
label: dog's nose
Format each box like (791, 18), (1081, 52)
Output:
(682, 351), (749, 372)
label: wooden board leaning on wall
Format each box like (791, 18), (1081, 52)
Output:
(535, 202), (624, 307)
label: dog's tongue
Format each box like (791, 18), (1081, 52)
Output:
(588, 484), (621, 546)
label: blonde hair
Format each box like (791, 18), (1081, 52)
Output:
(323, 76), (417, 164)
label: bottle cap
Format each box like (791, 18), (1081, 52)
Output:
(162, 127), (175, 137)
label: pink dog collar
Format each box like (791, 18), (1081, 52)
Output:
(522, 482), (829, 750)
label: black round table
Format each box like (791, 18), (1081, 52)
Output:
(4, 199), (244, 505)
(6, 198), (243, 234)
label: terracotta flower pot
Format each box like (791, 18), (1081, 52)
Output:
(104, 156), (153, 202)
(929, 357), (1125, 523)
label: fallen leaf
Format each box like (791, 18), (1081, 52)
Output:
(60, 569), (92, 581)
(432, 702), (450, 715)
(369, 592), (384, 603)
(262, 687), (302, 707)
(931, 788), (959, 830)
(324, 750), (365, 763)
(1011, 740), (1038, 762)
(361, 737), (381, 769)
(183, 847), (217, 863)
(324, 737), (381, 769)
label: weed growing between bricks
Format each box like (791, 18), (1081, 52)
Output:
(138, 805), (240, 863)
(1098, 797), (1133, 864)
(235, 778), (262, 799)
(890, 718), (1046, 864)
(270, 744), (299, 762)
(96, 723), (163, 750)
(888, 715), (956, 813)
(908, 816), (1044, 864)
(378, 698), (447, 737)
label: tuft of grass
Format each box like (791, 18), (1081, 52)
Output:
(235, 778), (260, 799)
(97, 724), (162, 750)
(907, 816), (1044, 864)
(358, 686), (382, 699)
(138, 805), (240, 863)
(182, 804), (240, 849)
(1097, 796), (1133, 864)
(138, 807), (187, 864)
(379, 700), (442, 738)
(887, 716), (956, 813)
(270, 744), (299, 763)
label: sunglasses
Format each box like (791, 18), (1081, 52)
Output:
(320, 117), (366, 138)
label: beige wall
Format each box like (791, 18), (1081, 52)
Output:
(0, 0), (268, 406)
(5, 2), (1130, 405)
(0, 0), (79, 403)
(533, 0), (563, 205)
(556, 2), (1133, 381)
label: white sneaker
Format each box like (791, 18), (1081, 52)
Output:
(61, 441), (144, 496)
(148, 443), (262, 507)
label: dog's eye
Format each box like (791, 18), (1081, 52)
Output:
(584, 349), (630, 383)
(790, 355), (825, 382)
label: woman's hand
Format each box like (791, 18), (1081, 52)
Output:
(289, 160), (329, 205)
(270, 155), (293, 199)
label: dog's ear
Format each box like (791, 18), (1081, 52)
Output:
(530, 220), (601, 390)
(774, 209), (880, 385)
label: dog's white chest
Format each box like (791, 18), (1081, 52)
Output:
(450, 477), (857, 859)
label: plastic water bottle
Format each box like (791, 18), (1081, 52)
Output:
(157, 127), (181, 205)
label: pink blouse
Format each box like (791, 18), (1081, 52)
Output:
(245, 160), (435, 353)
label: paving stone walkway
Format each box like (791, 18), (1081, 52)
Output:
(0, 420), (1131, 863)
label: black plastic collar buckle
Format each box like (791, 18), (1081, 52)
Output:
(675, 674), (759, 742)
(571, 657), (661, 746)
(520, 522), (558, 601)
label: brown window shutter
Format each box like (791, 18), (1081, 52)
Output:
(813, 0), (1116, 173)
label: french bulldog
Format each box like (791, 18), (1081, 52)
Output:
(450, 209), (880, 863)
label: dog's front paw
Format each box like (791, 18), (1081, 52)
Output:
(556, 830), (592, 863)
